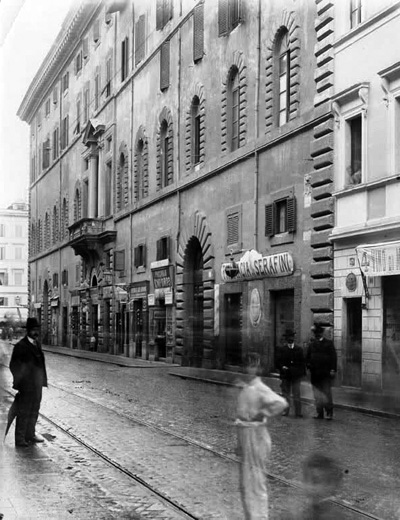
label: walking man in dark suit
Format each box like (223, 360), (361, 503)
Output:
(277, 328), (305, 418)
(306, 323), (337, 420)
(9, 317), (48, 447)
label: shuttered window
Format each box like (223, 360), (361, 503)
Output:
(121, 37), (129, 81)
(62, 269), (68, 286)
(156, 237), (170, 261)
(83, 38), (89, 60)
(193, 3), (204, 62)
(114, 250), (125, 271)
(52, 127), (59, 160)
(134, 244), (147, 268)
(105, 56), (112, 97)
(156, 0), (172, 30)
(227, 213), (239, 246)
(93, 19), (100, 43)
(218, 0), (241, 36)
(135, 15), (145, 66)
(160, 40), (170, 91)
(61, 115), (69, 150)
(265, 197), (296, 236)
(53, 86), (58, 105)
(62, 71), (69, 93)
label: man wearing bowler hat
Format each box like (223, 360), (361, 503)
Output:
(306, 323), (337, 420)
(277, 328), (306, 417)
(9, 317), (47, 447)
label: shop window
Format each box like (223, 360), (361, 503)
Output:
(156, 0), (172, 30)
(265, 197), (296, 237)
(350, 0), (362, 29)
(156, 237), (170, 261)
(218, 0), (241, 36)
(193, 2), (204, 62)
(134, 244), (147, 268)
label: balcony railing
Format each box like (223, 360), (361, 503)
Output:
(68, 218), (116, 258)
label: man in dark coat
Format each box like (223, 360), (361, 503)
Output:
(306, 323), (337, 420)
(276, 328), (305, 417)
(9, 317), (48, 447)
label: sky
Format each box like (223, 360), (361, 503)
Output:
(0, 0), (75, 209)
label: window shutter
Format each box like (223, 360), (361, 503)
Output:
(229, 0), (240, 29)
(93, 19), (100, 42)
(121, 39), (125, 81)
(193, 3), (204, 62)
(53, 87), (58, 104)
(114, 250), (125, 271)
(135, 15), (145, 66)
(83, 38), (89, 59)
(160, 40), (170, 91)
(218, 0), (229, 36)
(156, 0), (163, 30)
(286, 197), (296, 233)
(142, 245), (147, 267)
(134, 246), (139, 267)
(125, 37), (129, 77)
(166, 236), (171, 260)
(156, 239), (161, 261)
(265, 204), (274, 237)
(227, 213), (239, 245)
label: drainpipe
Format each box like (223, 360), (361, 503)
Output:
(177, 26), (182, 244)
(253, 0), (262, 251)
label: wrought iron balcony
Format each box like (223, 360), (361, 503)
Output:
(68, 218), (116, 258)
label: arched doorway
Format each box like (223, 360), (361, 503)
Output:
(42, 280), (49, 344)
(184, 237), (204, 366)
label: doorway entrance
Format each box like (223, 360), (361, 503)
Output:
(272, 289), (294, 368)
(343, 297), (362, 387)
(133, 300), (143, 357)
(184, 237), (204, 367)
(383, 276), (400, 390)
(42, 280), (49, 344)
(224, 293), (242, 366)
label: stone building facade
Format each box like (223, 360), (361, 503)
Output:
(18, 0), (335, 374)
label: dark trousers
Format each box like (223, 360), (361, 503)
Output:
(311, 377), (333, 417)
(15, 387), (42, 443)
(281, 378), (302, 415)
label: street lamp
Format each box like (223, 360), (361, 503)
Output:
(15, 295), (20, 306)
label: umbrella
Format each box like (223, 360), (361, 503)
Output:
(4, 393), (19, 439)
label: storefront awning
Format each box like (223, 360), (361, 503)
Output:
(356, 241), (400, 277)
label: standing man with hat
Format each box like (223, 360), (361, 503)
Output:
(9, 317), (47, 447)
(277, 328), (306, 417)
(306, 323), (337, 420)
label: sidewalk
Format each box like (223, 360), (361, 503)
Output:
(7, 342), (400, 419)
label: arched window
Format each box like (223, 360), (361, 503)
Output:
(230, 70), (240, 150)
(44, 212), (50, 249)
(74, 189), (81, 221)
(136, 138), (144, 199)
(191, 96), (201, 164)
(156, 109), (173, 190)
(52, 205), (58, 245)
(62, 198), (68, 239)
(160, 120), (169, 187)
(116, 147), (129, 210)
(276, 30), (290, 127)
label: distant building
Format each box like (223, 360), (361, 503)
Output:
(17, 0), (331, 372)
(0, 201), (29, 325)
(330, 0), (400, 393)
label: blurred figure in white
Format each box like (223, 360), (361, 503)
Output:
(236, 353), (288, 519)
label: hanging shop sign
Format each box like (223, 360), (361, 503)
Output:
(221, 249), (294, 282)
(50, 297), (59, 307)
(356, 241), (400, 277)
(152, 265), (174, 289)
(148, 294), (155, 306)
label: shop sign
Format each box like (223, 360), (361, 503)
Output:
(356, 241), (400, 277)
(221, 249), (294, 282)
(152, 265), (174, 289)
(165, 290), (173, 305)
(50, 297), (59, 307)
(130, 282), (149, 300)
(71, 295), (80, 306)
(34, 303), (42, 309)
(148, 294), (155, 306)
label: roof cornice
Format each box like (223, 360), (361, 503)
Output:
(17, 0), (102, 124)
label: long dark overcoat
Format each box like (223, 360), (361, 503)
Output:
(305, 338), (337, 381)
(9, 336), (48, 392)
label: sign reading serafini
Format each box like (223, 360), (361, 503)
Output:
(221, 249), (294, 282)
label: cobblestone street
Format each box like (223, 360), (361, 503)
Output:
(1, 349), (400, 519)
